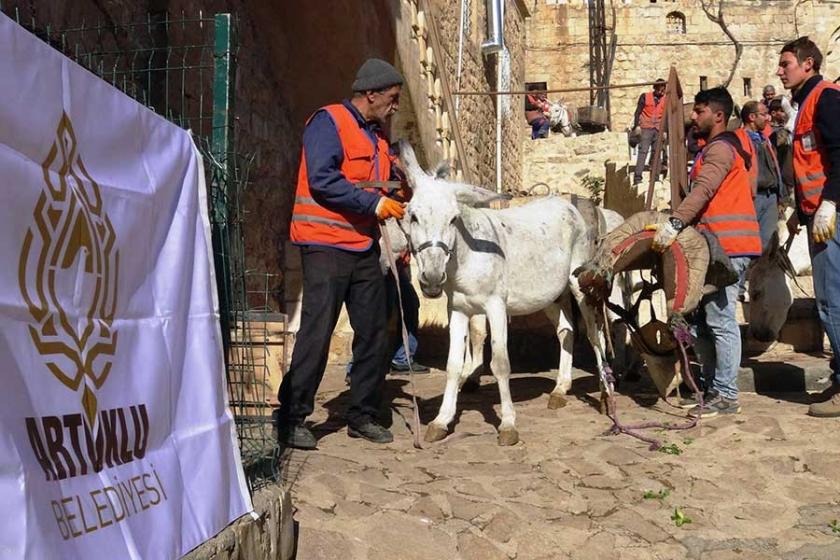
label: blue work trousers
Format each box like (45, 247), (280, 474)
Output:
(808, 214), (840, 383)
(693, 256), (752, 400)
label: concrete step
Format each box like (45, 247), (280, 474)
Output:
(737, 352), (833, 393)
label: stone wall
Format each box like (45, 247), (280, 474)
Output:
(410, 0), (530, 191)
(184, 483), (295, 560)
(521, 130), (631, 196)
(527, 0), (840, 131)
(4, 0), (401, 310)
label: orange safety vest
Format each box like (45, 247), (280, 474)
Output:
(793, 80), (840, 215)
(639, 92), (666, 130)
(735, 127), (759, 196)
(689, 136), (762, 257)
(762, 121), (773, 140)
(290, 104), (390, 251)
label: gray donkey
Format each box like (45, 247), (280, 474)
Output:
(398, 141), (608, 445)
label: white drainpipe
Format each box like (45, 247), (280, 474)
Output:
(455, 0), (467, 115)
(482, 0), (505, 193)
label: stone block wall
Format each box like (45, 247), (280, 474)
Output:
(184, 483), (295, 560)
(527, 0), (840, 132)
(409, 0), (530, 191)
(521, 131), (631, 196)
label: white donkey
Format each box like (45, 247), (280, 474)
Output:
(399, 141), (607, 445)
(458, 206), (633, 389)
(548, 101), (576, 138)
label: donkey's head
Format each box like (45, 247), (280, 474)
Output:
(548, 101), (575, 138)
(398, 140), (506, 298)
(747, 231), (793, 342)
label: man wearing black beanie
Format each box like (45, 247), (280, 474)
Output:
(275, 58), (406, 449)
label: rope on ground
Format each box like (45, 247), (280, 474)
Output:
(597, 309), (704, 451)
(380, 221), (424, 449)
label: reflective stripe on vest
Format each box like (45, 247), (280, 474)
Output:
(639, 92), (666, 129)
(290, 104), (389, 251)
(793, 80), (840, 215)
(690, 139), (761, 257)
(734, 128), (759, 196)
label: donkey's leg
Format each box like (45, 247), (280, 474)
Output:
(460, 314), (486, 392)
(486, 299), (517, 445)
(609, 272), (630, 375)
(545, 296), (575, 409)
(569, 279), (611, 414)
(425, 309), (469, 442)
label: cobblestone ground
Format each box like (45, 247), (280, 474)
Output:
(282, 366), (840, 560)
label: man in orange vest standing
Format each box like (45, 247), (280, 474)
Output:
(776, 37), (840, 417)
(276, 58), (407, 448)
(648, 87), (761, 418)
(632, 78), (667, 185)
(736, 101), (785, 250)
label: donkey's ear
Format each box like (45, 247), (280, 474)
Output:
(398, 139), (426, 190)
(398, 140), (424, 175)
(431, 160), (451, 180)
(452, 184), (512, 207)
(763, 230), (781, 261)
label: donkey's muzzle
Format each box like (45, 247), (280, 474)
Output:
(750, 327), (778, 343)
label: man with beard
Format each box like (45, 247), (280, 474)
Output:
(737, 100), (785, 249)
(276, 58), (407, 448)
(776, 37), (840, 417)
(647, 87), (761, 418)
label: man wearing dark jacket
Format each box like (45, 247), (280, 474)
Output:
(777, 37), (840, 417)
(739, 100), (785, 249)
(276, 58), (407, 449)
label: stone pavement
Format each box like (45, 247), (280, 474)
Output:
(282, 365), (840, 560)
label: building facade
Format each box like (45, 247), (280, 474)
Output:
(527, 0), (840, 130)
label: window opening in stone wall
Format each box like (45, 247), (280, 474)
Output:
(700, 76), (708, 91)
(743, 78), (752, 98)
(666, 11), (686, 34)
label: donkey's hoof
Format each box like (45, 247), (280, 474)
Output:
(497, 428), (519, 446)
(461, 377), (480, 393)
(547, 394), (568, 409)
(424, 424), (449, 442)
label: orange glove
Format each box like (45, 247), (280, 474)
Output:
(376, 197), (406, 220)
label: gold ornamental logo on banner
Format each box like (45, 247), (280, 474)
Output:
(18, 112), (119, 427)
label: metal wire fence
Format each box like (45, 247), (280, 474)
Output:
(1, 2), (280, 492)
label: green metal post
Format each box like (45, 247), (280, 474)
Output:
(210, 13), (235, 364)
(212, 13), (235, 180)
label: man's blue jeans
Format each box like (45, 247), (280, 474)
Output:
(808, 214), (840, 384)
(692, 256), (752, 400)
(754, 190), (779, 251)
(530, 117), (550, 140)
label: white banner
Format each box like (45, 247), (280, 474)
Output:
(0, 14), (252, 559)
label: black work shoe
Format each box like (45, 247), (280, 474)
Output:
(390, 360), (430, 373)
(348, 421), (394, 444)
(277, 424), (317, 450)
